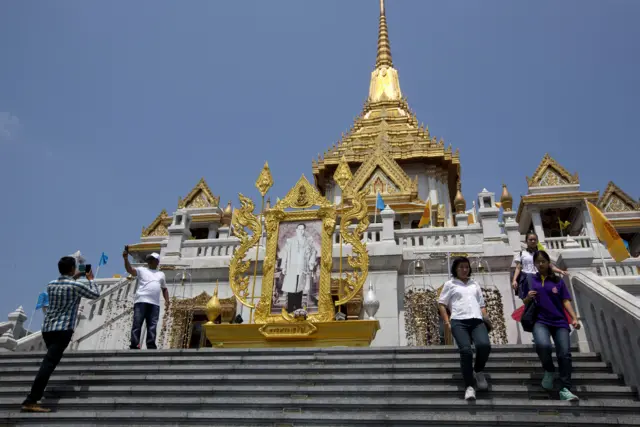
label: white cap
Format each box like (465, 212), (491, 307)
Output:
(146, 252), (160, 261)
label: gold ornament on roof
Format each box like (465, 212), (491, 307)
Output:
(141, 209), (170, 238)
(598, 181), (639, 212)
(333, 156), (353, 190)
(527, 154), (579, 187)
(454, 183), (466, 214)
(500, 184), (513, 212)
(178, 178), (220, 209)
(256, 161), (274, 197)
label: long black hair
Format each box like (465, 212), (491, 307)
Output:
(451, 256), (472, 279)
(533, 250), (559, 283)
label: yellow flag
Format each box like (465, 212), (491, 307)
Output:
(467, 213), (475, 225)
(418, 198), (431, 228)
(558, 218), (571, 230)
(495, 202), (502, 208)
(586, 200), (630, 262)
(537, 241), (545, 251)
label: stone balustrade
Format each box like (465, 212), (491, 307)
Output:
(333, 223), (383, 244)
(181, 238), (240, 257)
(13, 331), (45, 353)
(545, 236), (591, 250)
(596, 258), (640, 277)
(571, 271), (640, 397)
(394, 226), (483, 250)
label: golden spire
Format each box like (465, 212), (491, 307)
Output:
(375, 0), (393, 69)
(500, 184), (513, 212)
(454, 182), (466, 214)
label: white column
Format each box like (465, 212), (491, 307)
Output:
(530, 208), (546, 244)
(381, 206), (396, 241)
(426, 166), (439, 205)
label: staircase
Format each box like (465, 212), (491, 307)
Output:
(0, 345), (639, 426)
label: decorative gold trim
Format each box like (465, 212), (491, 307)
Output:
(527, 153), (579, 187)
(255, 162), (274, 197)
(500, 184), (513, 212)
(598, 181), (640, 212)
(257, 179), (337, 323)
(515, 191), (600, 223)
(178, 178), (220, 209)
(335, 189), (370, 306)
(258, 321), (318, 340)
(141, 209), (170, 237)
(610, 218), (640, 229)
(346, 141), (417, 199)
(228, 194), (262, 310)
(127, 242), (162, 252)
(190, 214), (222, 223)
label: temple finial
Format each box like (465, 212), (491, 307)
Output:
(375, 0), (393, 69)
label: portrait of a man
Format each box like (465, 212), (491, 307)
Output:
(272, 221), (322, 314)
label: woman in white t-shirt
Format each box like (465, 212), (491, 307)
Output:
(512, 232), (567, 299)
(438, 257), (492, 401)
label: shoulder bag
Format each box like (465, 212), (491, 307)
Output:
(520, 274), (538, 332)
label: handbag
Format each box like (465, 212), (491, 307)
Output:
(520, 275), (538, 332)
(483, 315), (493, 333)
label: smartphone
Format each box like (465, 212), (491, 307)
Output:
(78, 264), (86, 273)
(85, 264), (92, 275)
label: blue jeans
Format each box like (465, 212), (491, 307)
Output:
(532, 322), (572, 390)
(450, 318), (492, 388)
(130, 302), (160, 349)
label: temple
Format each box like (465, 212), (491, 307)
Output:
(1, 1), (638, 357)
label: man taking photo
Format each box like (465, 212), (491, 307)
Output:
(21, 256), (100, 413)
(123, 248), (169, 350)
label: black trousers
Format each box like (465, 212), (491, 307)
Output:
(23, 330), (74, 404)
(450, 318), (492, 388)
(130, 302), (160, 349)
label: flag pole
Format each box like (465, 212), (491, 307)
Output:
(374, 192), (378, 224)
(584, 199), (608, 275)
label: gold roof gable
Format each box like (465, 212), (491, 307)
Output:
(178, 178), (220, 209)
(346, 141), (417, 202)
(527, 154), (579, 187)
(141, 209), (171, 238)
(598, 181), (640, 212)
(274, 174), (333, 211)
(312, 1), (460, 188)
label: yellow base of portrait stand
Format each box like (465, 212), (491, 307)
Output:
(204, 320), (380, 348)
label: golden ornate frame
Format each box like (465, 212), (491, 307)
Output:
(256, 176), (336, 323)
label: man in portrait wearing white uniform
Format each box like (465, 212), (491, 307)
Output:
(280, 223), (317, 312)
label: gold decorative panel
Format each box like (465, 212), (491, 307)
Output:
(141, 209), (170, 238)
(178, 178), (220, 209)
(598, 181), (639, 212)
(527, 154), (579, 187)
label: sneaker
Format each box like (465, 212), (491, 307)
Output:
(541, 371), (555, 391)
(475, 372), (488, 391)
(464, 386), (476, 401)
(559, 388), (579, 401)
(21, 403), (51, 413)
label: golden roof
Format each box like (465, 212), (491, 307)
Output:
(598, 181), (640, 212)
(312, 0), (460, 190)
(178, 178), (220, 209)
(526, 153), (579, 187)
(141, 209), (171, 238)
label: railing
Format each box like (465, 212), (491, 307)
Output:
(596, 259), (640, 277)
(181, 238), (240, 257)
(545, 236), (592, 250)
(394, 226), (483, 249)
(14, 331), (45, 352)
(571, 271), (640, 397)
(333, 223), (383, 244)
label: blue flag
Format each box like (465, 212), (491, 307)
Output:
(99, 252), (108, 267)
(35, 291), (49, 310)
(623, 240), (630, 250)
(376, 193), (385, 211)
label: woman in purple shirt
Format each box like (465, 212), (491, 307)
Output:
(522, 250), (581, 401)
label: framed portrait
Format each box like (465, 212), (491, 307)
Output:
(254, 176), (336, 324)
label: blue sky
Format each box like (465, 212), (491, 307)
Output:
(1, 0), (638, 325)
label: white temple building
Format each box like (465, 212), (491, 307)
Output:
(2, 2), (639, 362)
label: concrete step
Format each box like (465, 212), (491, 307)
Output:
(1, 409), (639, 426)
(0, 372), (624, 387)
(2, 396), (640, 416)
(0, 351), (601, 368)
(0, 344), (579, 359)
(0, 361), (612, 376)
(1, 384), (636, 400)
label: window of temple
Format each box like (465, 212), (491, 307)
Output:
(483, 197), (491, 208)
(411, 220), (420, 229)
(394, 221), (401, 230)
(175, 215), (183, 226)
(189, 227), (209, 240)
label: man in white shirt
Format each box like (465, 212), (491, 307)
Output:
(123, 249), (169, 349)
(280, 224), (317, 312)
